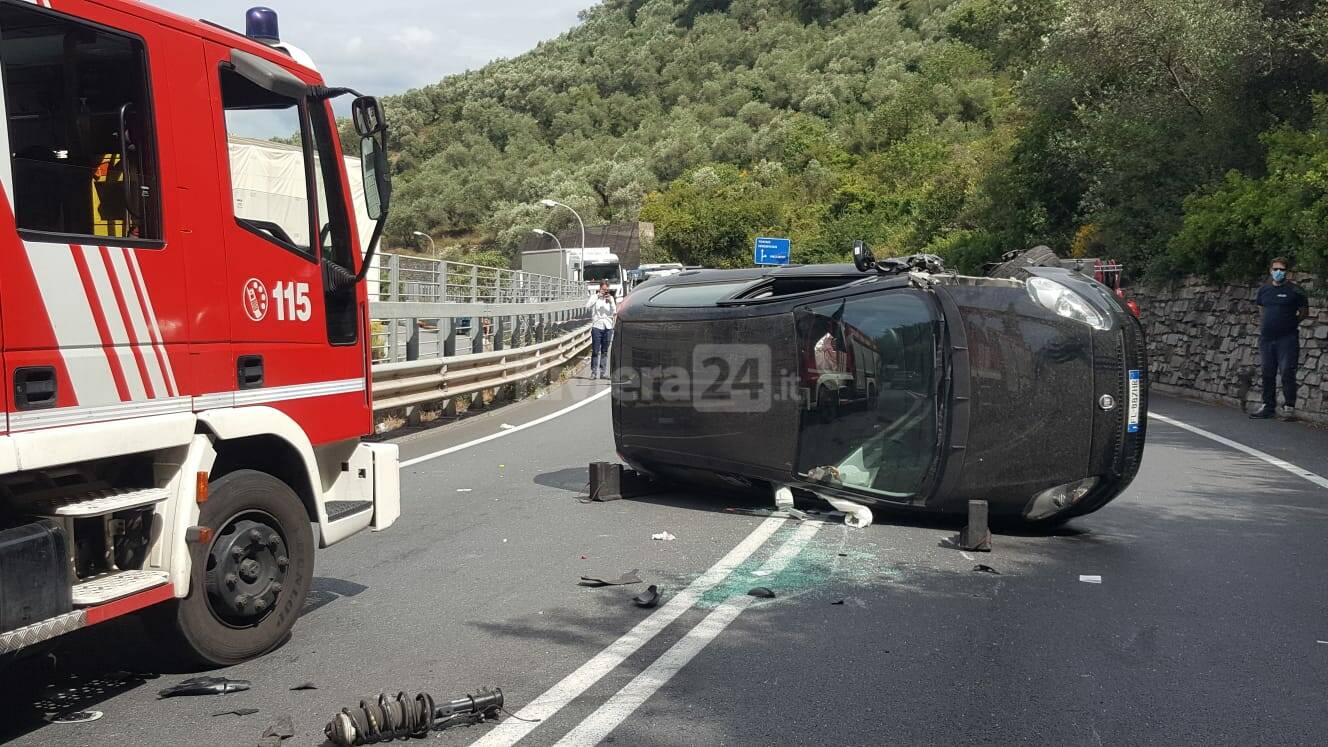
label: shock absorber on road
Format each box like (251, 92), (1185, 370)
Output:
(324, 688), (504, 746)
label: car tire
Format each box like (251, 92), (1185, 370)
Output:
(820, 389), (840, 423)
(985, 246), (1059, 279)
(161, 470), (313, 667)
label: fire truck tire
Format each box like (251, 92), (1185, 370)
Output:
(165, 470), (313, 667)
(819, 387), (840, 423)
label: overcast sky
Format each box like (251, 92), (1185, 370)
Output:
(158, 1), (589, 96)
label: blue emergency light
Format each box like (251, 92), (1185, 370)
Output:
(245, 7), (280, 45)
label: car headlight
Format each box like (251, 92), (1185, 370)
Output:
(1025, 476), (1100, 520)
(1026, 277), (1108, 330)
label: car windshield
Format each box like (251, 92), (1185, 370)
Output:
(794, 291), (940, 499)
(648, 281), (752, 306)
(585, 264), (619, 282)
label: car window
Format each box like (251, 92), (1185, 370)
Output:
(648, 281), (752, 306)
(795, 290), (940, 499)
(0, 2), (161, 243)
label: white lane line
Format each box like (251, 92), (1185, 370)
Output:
(1152, 414), (1328, 491)
(401, 387), (611, 468)
(471, 516), (788, 747)
(555, 522), (821, 747)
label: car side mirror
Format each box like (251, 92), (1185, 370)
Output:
(852, 240), (876, 272)
(351, 96), (386, 138)
(360, 136), (391, 221)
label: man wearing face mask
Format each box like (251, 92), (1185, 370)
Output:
(1250, 257), (1310, 419)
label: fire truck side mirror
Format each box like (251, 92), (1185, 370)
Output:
(360, 136), (391, 221)
(352, 96), (387, 138)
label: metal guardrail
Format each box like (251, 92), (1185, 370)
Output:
(369, 252), (590, 365)
(372, 325), (591, 412)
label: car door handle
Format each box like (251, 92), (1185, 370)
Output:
(237, 355), (264, 390)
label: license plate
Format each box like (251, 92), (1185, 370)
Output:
(1127, 370), (1142, 433)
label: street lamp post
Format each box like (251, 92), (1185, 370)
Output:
(411, 230), (436, 254)
(531, 228), (562, 250)
(539, 198), (585, 282)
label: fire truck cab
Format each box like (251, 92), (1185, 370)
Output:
(0, 1), (399, 666)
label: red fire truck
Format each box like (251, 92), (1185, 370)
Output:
(0, 1), (399, 666)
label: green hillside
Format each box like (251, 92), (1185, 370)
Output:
(382, 0), (1327, 279)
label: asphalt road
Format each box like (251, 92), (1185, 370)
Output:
(3, 374), (1326, 746)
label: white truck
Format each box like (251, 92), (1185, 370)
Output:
(521, 247), (582, 282)
(581, 247), (625, 297)
(521, 246), (625, 297)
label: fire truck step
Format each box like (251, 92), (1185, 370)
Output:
(73, 569), (171, 607)
(31, 487), (171, 518)
(325, 500), (372, 521)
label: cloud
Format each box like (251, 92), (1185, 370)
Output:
(392, 27), (436, 50)
(157, 1), (587, 94)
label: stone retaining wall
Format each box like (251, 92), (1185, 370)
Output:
(1131, 274), (1328, 422)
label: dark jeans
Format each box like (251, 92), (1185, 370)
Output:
(1260, 333), (1300, 408)
(591, 326), (614, 376)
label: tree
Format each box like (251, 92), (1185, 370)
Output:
(1169, 100), (1328, 280)
(641, 164), (782, 267)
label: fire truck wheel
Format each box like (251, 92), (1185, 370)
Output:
(819, 388), (840, 423)
(167, 470), (313, 667)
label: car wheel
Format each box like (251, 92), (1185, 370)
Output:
(163, 470), (313, 667)
(985, 246), (1059, 279)
(820, 389), (840, 423)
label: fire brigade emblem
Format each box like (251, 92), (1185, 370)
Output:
(242, 278), (269, 321)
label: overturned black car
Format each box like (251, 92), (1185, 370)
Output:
(610, 247), (1148, 524)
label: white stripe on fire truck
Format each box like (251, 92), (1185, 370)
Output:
(7, 379), (367, 432)
(7, 397), (193, 432)
(23, 242), (120, 405)
(126, 250), (179, 396)
(69, 244), (132, 401)
(107, 248), (168, 398)
(80, 245), (147, 400)
(228, 378), (365, 407)
(98, 246), (159, 399)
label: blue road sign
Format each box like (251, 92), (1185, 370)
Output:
(755, 237), (791, 266)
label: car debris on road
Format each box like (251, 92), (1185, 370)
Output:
(157, 676), (251, 698)
(324, 688), (506, 746)
(45, 710), (103, 724)
(633, 585), (661, 608)
(211, 708), (260, 718)
(258, 714), (295, 747)
(579, 570), (644, 587)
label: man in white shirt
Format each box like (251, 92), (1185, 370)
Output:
(586, 280), (617, 379)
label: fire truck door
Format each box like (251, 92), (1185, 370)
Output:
(206, 43), (368, 444)
(0, 0), (190, 428)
